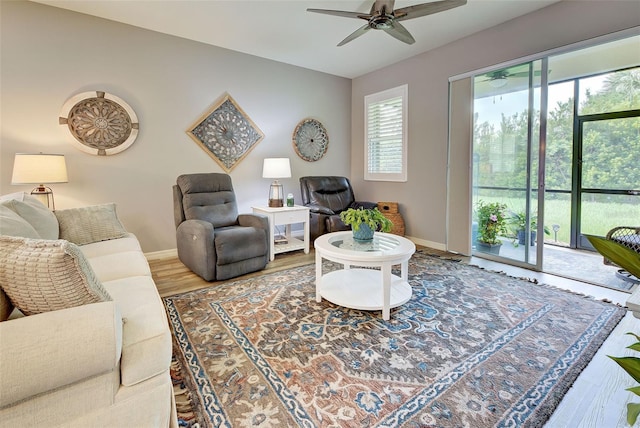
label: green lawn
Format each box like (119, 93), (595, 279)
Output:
(474, 195), (639, 245)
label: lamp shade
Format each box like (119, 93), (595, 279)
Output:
(11, 154), (68, 184)
(262, 158), (291, 179)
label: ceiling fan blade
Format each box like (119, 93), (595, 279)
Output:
(383, 20), (415, 45)
(307, 8), (370, 20)
(395, 0), (467, 21)
(337, 24), (371, 46)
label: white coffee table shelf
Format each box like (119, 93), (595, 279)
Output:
(319, 269), (412, 311)
(314, 232), (416, 320)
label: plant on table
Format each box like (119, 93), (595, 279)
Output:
(340, 207), (393, 232)
(475, 200), (508, 245)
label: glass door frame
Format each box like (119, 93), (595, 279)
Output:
(573, 108), (640, 249)
(470, 58), (549, 271)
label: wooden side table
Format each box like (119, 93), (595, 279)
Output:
(252, 205), (310, 261)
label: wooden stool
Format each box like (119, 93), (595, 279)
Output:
(377, 202), (405, 236)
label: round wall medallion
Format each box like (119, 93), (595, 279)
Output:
(292, 118), (328, 162)
(59, 91), (139, 156)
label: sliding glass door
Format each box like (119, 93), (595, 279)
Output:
(577, 113), (640, 249)
(471, 60), (546, 268)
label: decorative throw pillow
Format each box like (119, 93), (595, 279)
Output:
(0, 191), (26, 203)
(1, 195), (59, 239)
(0, 236), (112, 316)
(0, 205), (40, 238)
(55, 203), (128, 246)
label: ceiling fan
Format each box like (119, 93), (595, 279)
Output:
(480, 68), (547, 88)
(307, 0), (467, 46)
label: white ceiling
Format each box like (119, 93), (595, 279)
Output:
(32, 0), (562, 79)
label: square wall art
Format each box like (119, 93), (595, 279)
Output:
(187, 94), (265, 172)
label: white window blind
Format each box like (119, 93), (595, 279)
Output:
(364, 84), (407, 182)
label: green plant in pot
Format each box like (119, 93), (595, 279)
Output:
(589, 234), (640, 425)
(475, 200), (508, 253)
(508, 210), (550, 247)
(340, 207), (393, 241)
(608, 332), (640, 426)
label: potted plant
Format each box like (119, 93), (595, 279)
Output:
(475, 200), (508, 254)
(601, 236), (640, 425)
(609, 332), (640, 426)
(340, 207), (393, 241)
(508, 210), (551, 246)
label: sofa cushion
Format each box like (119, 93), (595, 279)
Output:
(79, 233), (141, 257)
(1, 196), (59, 239)
(0, 205), (40, 239)
(0, 236), (112, 316)
(102, 276), (172, 386)
(55, 203), (128, 245)
(88, 251), (152, 283)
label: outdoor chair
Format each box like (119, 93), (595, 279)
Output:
(173, 173), (269, 281)
(604, 226), (640, 283)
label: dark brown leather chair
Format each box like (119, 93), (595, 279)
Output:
(299, 176), (376, 242)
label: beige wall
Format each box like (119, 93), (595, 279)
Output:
(2, 1), (638, 254)
(351, 0), (640, 250)
(0, 1), (351, 252)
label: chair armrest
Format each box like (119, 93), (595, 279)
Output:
(0, 301), (122, 408)
(238, 213), (268, 230)
(176, 219), (216, 281)
(176, 219), (214, 241)
(327, 215), (350, 233)
(305, 204), (335, 215)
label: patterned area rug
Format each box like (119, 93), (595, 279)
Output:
(164, 251), (624, 427)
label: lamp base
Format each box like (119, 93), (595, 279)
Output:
(31, 186), (55, 210)
(268, 199), (284, 208)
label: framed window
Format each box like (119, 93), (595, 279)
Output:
(364, 84), (408, 182)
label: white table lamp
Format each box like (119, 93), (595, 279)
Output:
(11, 153), (68, 210)
(262, 158), (291, 207)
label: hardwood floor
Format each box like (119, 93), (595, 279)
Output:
(149, 246), (637, 427)
(150, 249), (318, 298)
(150, 246), (451, 298)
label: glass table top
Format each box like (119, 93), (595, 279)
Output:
(328, 233), (400, 253)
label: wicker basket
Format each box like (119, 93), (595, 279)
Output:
(377, 202), (405, 236)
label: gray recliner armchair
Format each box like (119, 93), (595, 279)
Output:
(173, 173), (269, 281)
(299, 176), (376, 242)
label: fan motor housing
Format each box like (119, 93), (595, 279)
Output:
(369, 15), (393, 29)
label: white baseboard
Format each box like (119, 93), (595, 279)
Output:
(144, 237), (447, 261)
(145, 248), (178, 260)
(406, 236), (446, 252)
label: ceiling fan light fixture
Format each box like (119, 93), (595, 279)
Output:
(489, 77), (508, 88)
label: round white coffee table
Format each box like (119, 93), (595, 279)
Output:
(314, 232), (416, 320)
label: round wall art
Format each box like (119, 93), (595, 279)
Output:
(59, 91), (139, 156)
(292, 118), (328, 162)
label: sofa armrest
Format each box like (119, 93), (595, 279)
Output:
(176, 219), (216, 281)
(238, 213), (268, 230)
(0, 301), (122, 408)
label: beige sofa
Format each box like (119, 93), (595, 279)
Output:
(0, 192), (177, 427)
